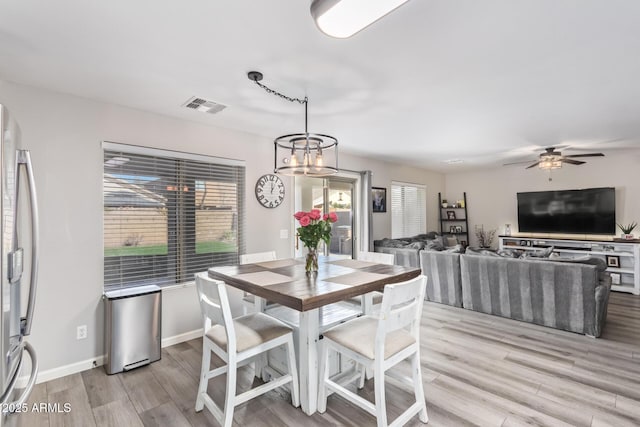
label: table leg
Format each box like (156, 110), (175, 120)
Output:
(298, 309), (320, 415)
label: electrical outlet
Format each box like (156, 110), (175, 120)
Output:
(76, 325), (87, 340)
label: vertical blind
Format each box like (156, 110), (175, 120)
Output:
(103, 142), (245, 290)
(391, 181), (426, 238)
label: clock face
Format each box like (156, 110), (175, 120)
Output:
(255, 174), (285, 208)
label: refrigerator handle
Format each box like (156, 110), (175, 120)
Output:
(17, 150), (39, 337)
(0, 342), (38, 409)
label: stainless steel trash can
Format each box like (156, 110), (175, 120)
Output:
(104, 285), (161, 374)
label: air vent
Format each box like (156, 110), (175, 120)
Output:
(182, 97), (227, 114)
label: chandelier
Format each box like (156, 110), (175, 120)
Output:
(248, 71), (338, 176)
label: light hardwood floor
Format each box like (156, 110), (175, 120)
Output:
(14, 292), (640, 427)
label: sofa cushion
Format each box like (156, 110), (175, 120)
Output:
(425, 239), (445, 251)
(465, 247), (501, 257)
(497, 248), (524, 258)
(520, 246), (554, 258)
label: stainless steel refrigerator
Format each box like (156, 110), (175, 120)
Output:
(0, 104), (39, 424)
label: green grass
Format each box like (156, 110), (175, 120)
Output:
(105, 241), (238, 257)
(105, 244), (168, 257)
(195, 241), (237, 254)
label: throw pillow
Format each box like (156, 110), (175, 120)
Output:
(465, 247), (501, 257)
(425, 239), (445, 251)
(520, 246), (554, 259)
(405, 241), (425, 250)
(497, 249), (523, 258)
(444, 244), (463, 253)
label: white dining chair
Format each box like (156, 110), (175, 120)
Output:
(194, 272), (300, 427)
(239, 251), (277, 314)
(357, 251), (395, 313)
(317, 275), (429, 427)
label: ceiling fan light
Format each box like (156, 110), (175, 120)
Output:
(539, 158), (562, 170)
(311, 0), (410, 38)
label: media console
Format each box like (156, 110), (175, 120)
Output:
(498, 236), (640, 295)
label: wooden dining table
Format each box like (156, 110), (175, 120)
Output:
(208, 256), (421, 415)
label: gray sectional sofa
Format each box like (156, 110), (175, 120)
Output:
(413, 249), (611, 337)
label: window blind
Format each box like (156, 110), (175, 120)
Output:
(103, 143), (245, 290)
(391, 181), (426, 238)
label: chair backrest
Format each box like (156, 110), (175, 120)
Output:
(376, 275), (427, 348)
(240, 251), (277, 265)
(358, 251), (395, 265)
(195, 272), (236, 350)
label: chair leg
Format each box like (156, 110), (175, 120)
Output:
(317, 339), (330, 413)
(222, 353), (237, 427)
(260, 352), (270, 382)
(358, 363), (366, 389)
(195, 340), (212, 412)
(374, 359), (388, 427)
(412, 351), (429, 423)
(285, 336), (300, 408)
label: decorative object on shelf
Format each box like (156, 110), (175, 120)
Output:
(455, 226), (462, 233)
(475, 225), (497, 248)
(441, 199), (448, 208)
(372, 187), (386, 213)
(611, 273), (621, 285)
(504, 223), (511, 236)
(606, 255), (620, 268)
(248, 71), (338, 176)
(617, 221), (637, 240)
(294, 209), (338, 275)
(255, 174), (285, 208)
(310, 0), (410, 38)
(458, 199), (465, 208)
(447, 210), (456, 220)
(449, 226), (456, 234)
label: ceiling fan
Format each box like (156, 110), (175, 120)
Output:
(504, 147), (605, 170)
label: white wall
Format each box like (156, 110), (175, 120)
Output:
(0, 80), (443, 377)
(445, 154), (640, 247)
(339, 154), (445, 241)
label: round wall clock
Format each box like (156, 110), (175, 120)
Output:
(255, 174), (285, 208)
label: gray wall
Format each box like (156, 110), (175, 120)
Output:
(0, 79), (444, 378)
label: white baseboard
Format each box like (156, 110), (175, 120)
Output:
(17, 329), (203, 387)
(161, 328), (202, 348)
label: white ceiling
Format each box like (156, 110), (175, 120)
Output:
(1, 0), (640, 172)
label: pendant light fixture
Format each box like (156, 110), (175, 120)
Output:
(310, 0), (410, 38)
(248, 71), (338, 176)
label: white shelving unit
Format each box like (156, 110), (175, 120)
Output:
(499, 236), (640, 295)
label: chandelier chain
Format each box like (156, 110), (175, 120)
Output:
(252, 80), (308, 105)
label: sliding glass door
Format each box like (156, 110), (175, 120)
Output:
(294, 175), (360, 258)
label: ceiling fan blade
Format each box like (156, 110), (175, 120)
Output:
(564, 153), (604, 158)
(562, 159), (586, 165)
(503, 159), (537, 166)
(526, 161), (541, 169)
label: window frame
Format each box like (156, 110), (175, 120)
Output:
(103, 142), (246, 290)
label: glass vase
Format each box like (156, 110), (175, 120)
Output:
(305, 246), (319, 276)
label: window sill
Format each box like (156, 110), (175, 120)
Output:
(162, 281), (196, 292)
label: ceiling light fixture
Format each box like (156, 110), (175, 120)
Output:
(538, 154), (562, 170)
(310, 0), (410, 38)
(248, 71), (338, 176)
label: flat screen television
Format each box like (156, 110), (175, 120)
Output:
(517, 187), (615, 234)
